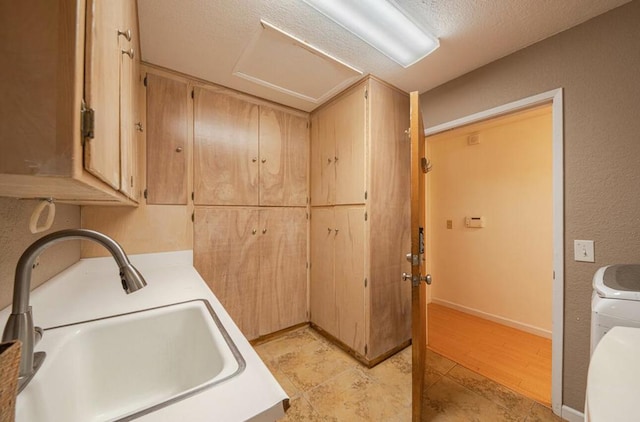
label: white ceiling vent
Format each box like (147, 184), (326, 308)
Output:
(233, 20), (362, 104)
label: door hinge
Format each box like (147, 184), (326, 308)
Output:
(364, 278), (367, 287)
(364, 211), (368, 221)
(306, 212), (309, 220)
(143, 188), (148, 199)
(191, 191), (195, 201)
(364, 89), (368, 99)
(143, 75), (148, 87)
(130, 176), (134, 188)
(80, 100), (95, 141)
(364, 191), (368, 200)
(191, 89), (194, 99)
(364, 344), (368, 355)
(191, 212), (194, 222)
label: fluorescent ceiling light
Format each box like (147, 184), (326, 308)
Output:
(301, 0), (439, 68)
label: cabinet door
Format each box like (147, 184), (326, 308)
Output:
(84, 0), (123, 190)
(118, 0), (137, 200)
(310, 208), (337, 335)
(310, 108), (336, 206)
(334, 86), (366, 205)
(334, 206), (366, 354)
(259, 107), (309, 206)
(194, 208), (260, 340)
(145, 74), (188, 204)
(194, 88), (259, 205)
(259, 208), (307, 335)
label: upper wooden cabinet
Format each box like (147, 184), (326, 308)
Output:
(145, 74), (189, 204)
(0, 0), (140, 204)
(310, 82), (366, 206)
(194, 88), (309, 207)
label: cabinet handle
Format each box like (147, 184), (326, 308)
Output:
(175, 147), (183, 153)
(118, 29), (132, 41)
(252, 158), (258, 163)
(262, 228), (267, 234)
(334, 229), (339, 234)
(261, 158), (266, 163)
(327, 158), (332, 164)
(334, 156), (339, 163)
(122, 48), (135, 59)
(327, 227), (332, 233)
(135, 122), (143, 132)
(252, 229), (257, 235)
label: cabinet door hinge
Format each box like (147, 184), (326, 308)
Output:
(143, 188), (148, 199)
(191, 89), (194, 99)
(364, 89), (368, 99)
(306, 262), (309, 269)
(80, 100), (95, 141)
(306, 212), (309, 220)
(364, 191), (368, 200)
(364, 278), (368, 287)
(191, 212), (194, 222)
(364, 344), (368, 355)
(191, 191), (195, 201)
(364, 211), (368, 221)
(143, 75), (148, 87)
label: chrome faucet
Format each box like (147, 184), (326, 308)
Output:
(2, 229), (147, 392)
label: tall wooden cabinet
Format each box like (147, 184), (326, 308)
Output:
(310, 76), (411, 365)
(192, 87), (309, 341)
(0, 0), (141, 204)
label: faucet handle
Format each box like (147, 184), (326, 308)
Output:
(34, 326), (43, 344)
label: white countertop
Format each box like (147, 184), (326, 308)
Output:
(0, 250), (287, 422)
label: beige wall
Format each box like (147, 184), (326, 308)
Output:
(428, 107), (553, 334)
(0, 198), (80, 310)
(421, 1), (640, 411)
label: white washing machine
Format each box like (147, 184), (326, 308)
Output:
(590, 264), (640, 355)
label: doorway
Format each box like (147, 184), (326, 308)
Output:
(425, 89), (564, 415)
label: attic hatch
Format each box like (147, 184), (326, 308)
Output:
(233, 20), (362, 104)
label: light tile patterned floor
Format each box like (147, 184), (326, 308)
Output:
(253, 326), (566, 421)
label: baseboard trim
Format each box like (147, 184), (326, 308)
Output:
(561, 405), (585, 422)
(431, 298), (552, 339)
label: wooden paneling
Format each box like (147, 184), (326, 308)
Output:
(84, 0), (122, 190)
(194, 88), (259, 205)
(310, 109), (335, 206)
(367, 79), (411, 359)
(194, 207), (260, 339)
(146, 73), (188, 204)
(310, 208), (337, 335)
(259, 107), (309, 206)
(334, 85), (366, 205)
(259, 208), (307, 335)
(334, 206), (366, 354)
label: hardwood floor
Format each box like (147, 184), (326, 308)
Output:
(427, 303), (552, 406)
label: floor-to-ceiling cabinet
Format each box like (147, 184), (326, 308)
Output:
(309, 76), (412, 365)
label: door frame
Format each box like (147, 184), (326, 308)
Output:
(424, 88), (564, 415)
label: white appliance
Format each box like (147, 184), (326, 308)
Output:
(590, 264), (640, 355)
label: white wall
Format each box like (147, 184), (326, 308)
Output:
(427, 106), (553, 335)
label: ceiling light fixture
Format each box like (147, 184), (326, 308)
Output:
(301, 0), (439, 68)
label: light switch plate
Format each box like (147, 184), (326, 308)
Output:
(574, 240), (595, 262)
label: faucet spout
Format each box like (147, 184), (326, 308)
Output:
(2, 229), (147, 392)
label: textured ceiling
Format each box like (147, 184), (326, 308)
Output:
(138, 0), (631, 112)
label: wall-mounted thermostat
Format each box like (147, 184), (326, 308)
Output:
(465, 216), (485, 228)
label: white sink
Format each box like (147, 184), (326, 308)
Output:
(586, 326), (640, 422)
(16, 300), (245, 422)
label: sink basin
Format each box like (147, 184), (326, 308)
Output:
(16, 299), (246, 422)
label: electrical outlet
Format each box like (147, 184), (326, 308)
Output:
(574, 240), (595, 262)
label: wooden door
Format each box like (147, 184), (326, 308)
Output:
(194, 207), (261, 340)
(259, 107), (309, 206)
(310, 108), (336, 206)
(84, 0), (123, 190)
(145, 74), (188, 204)
(409, 91), (428, 421)
(194, 88), (259, 205)
(118, 0), (136, 200)
(334, 206), (366, 354)
(334, 84), (366, 205)
(259, 208), (307, 335)
(310, 207), (337, 335)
